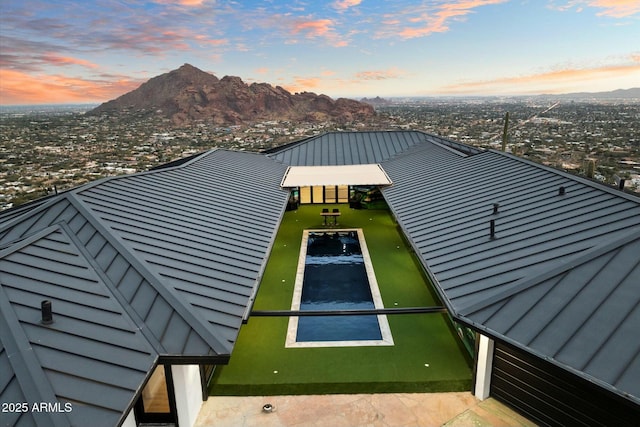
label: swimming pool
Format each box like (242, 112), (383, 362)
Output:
(285, 229), (394, 348)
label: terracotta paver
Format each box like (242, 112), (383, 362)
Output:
(194, 393), (537, 427)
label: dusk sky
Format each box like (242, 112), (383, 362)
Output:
(1, 0), (639, 105)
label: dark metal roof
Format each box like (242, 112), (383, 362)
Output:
(466, 230), (640, 401)
(382, 146), (640, 311)
(75, 149), (289, 345)
(0, 225), (156, 427)
(380, 142), (640, 404)
(2, 130), (639, 417)
(0, 196), (230, 360)
(0, 149), (290, 426)
(266, 130), (479, 165)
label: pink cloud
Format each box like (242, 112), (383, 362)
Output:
(355, 67), (405, 80)
(152, 0), (208, 6)
(286, 17), (350, 47)
(381, 0), (509, 39)
(0, 69), (142, 105)
(439, 61), (640, 94)
(40, 54), (100, 69)
(193, 35), (228, 46)
(333, 0), (363, 11)
(552, 0), (640, 17)
(280, 68), (407, 95)
(283, 76), (324, 93)
(297, 77), (323, 88)
(292, 19), (335, 37)
(588, 0), (640, 17)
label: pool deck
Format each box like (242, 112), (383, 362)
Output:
(195, 392), (536, 427)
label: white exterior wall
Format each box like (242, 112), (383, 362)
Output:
(120, 409), (137, 427)
(474, 334), (495, 400)
(171, 364), (203, 427)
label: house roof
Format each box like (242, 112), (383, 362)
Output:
(0, 149), (290, 426)
(266, 130), (481, 166)
(0, 225), (156, 427)
(2, 131), (639, 422)
(73, 149), (289, 345)
(273, 130), (640, 405)
(378, 138), (640, 405)
(465, 229), (640, 399)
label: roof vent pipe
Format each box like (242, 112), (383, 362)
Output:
(489, 219), (496, 240)
(558, 186), (565, 196)
(493, 203), (499, 215)
(41, 300), (53, 325)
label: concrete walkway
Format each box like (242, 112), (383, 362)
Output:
(195, 393), (537, 427)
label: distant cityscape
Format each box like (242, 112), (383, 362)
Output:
(1, 97), (639, 210)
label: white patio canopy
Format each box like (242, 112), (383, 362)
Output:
(280, 164), (392, 187)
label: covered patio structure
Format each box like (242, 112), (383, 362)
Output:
(280, 164), (392, 206)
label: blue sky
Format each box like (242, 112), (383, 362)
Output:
(1, 0), (638, 104)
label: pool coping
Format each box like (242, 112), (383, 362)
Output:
(285, 228), (395, 348)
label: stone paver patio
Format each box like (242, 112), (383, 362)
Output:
(195, 392), (536, 427)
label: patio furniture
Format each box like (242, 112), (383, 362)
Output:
(320, 208), (340, 226)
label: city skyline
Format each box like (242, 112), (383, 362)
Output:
(1, 0), (639, 105)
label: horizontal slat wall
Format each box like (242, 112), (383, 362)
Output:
(491, 341), (640, 426)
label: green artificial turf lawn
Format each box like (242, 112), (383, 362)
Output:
(210, 205), (472, 396)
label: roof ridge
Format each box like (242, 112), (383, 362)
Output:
(0, 274), (71, 427)
(0, 194), (69, 238)
(459, 225), (640, 316)
(0, 224), (161, 356)
(263, 133), (321, 155)
(0, 224), (160, 426)
(0, 224), (62, 257)
(489, 149), (640, 203)
(66, 195), (233, 357)
(73, 149), (222, 195)
(419, 131), (484, 156)
(56, 222), (167, 354)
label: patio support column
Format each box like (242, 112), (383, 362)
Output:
(474, 334), (494, 400)
(172, 364), (203, 427)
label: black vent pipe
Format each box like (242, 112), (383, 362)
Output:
(41, 300), (53, 325)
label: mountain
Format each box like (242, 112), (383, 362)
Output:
(88, 64), (376, 125)
(360, 96), (393, 106)
(540, 87), (640, 100)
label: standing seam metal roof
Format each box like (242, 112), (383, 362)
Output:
(0, 225), (157, 427)
(75, 149), (290, 345)
(2, 130), (639, 417)
(264, 129), (640, 406)
(379, 139), (640, 404)
(467, 230), (640, 399)
(265, 130), (475, 165)
(0, 148), (290, 426)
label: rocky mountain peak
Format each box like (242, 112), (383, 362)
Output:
(88, 64), (375, 126)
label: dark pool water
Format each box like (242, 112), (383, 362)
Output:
(296, 231), (383, 342)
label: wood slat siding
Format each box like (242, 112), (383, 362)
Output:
(491, 341), (640, 426)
